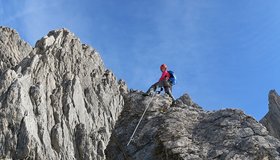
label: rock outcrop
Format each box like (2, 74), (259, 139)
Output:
(0, 27), (127, 160)
(0, 27), (32, 75)
(1, 26), (280, 160)
(106, 92), (280, 159)
(260, 90), (280, 140)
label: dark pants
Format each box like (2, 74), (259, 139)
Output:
(146, 80), (175, 101)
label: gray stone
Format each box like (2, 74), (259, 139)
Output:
(0, 27), (126, 160)
(1, 26), (280, 160)
(106, 92), (280, 160)
(0, 27), (32, 75)
(261, 90), (280, 139)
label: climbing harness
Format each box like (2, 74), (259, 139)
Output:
(127, 92), (157, 146)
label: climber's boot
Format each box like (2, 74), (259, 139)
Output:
(143, 87), (155, 96)
(165, 88), (175, 101)
(142, 92), (151, 96)
(171, 100), (177, 107)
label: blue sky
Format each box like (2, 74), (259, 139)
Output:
(1, 0), (280, 120)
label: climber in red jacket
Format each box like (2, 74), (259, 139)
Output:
(143, 64), (175, 103)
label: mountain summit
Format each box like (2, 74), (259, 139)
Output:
(0, 27), (127, 159)
(0, 27), (280, 160)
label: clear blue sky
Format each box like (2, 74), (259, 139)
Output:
(1, 0), (280, 120)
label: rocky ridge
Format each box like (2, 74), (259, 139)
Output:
(106, 91), (280, 160)
(0, 27), (32, 75)
(0, 26), (280, 160)
(0, 26), (127, 160)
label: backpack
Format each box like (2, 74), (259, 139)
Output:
(168, 70), (176, 85)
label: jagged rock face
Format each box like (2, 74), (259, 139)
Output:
(2, 26), (280, 160)
(0, 27), (32, 75)
(106, 92), (280, 160)
(0, 27), (127, 160)
(260, 90), (280, 140)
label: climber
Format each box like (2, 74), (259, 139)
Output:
(143, 64), (176, 104)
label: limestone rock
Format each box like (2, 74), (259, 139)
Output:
(2, 26), (280, 160)
(260, 90), (280, 140)
(0, 27), (126, 160)
(106, 92), (280, 160)
(0, 26), (32, 75)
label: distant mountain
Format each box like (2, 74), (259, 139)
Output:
(0, 26), (280, 160)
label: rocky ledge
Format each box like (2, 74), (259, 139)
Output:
(106, 91), (280, 160)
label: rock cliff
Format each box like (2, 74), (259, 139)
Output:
(0, 27), (127, 160)
(106, 92), (280, 160)
(260, 90), (280, 140)
(1, 26), (280, 160)
(0, 27), (32, 75)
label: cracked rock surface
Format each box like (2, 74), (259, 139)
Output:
(0, 27), (32, 75)
(1, 26), (280, 160)
(106, 92), (280, 160)
(0, 27), (127, 160)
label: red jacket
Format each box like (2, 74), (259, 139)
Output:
(159, 70), (170, 81)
